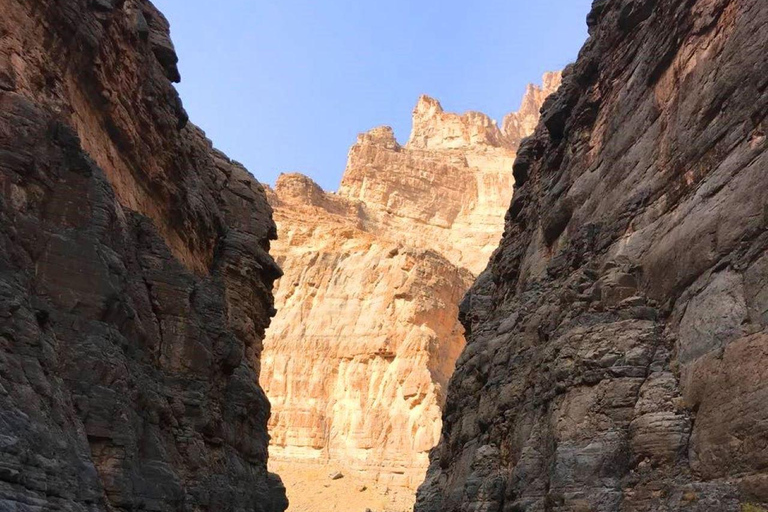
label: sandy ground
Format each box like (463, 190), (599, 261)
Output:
(269, 460), (414, 512)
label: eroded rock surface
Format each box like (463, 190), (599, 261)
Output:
(340, 76), (561, 276)
(416, 1), (768, 511)
(0, 1), (286, 510)
(261, 75), (560, 495)
(265, 173), (472, 489)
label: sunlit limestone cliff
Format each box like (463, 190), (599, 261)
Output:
(260, 74), (561, 503)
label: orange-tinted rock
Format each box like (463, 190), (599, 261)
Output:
(261, 74), (560, 499)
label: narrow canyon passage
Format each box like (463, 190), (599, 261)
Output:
(2, 0), (767, 511)
(259, 74), (561, 511)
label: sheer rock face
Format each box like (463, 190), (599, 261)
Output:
(416, 1), (768, 511)
(264, 174), (473, 488)
(262, 77), (559, 491)
(339, 76), (561, 277)
(0, 1), (286, 511)
(502, 71), (564, 148)
(407, 96), (506, 150)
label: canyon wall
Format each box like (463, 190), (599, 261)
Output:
(416, 1), (768, 511)
(337, 83), (558, 276)
(0, 1), (286, 510)
(261, 75), (561, 493)
(264, 173), (473, 489)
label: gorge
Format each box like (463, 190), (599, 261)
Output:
(1, 0), (767, 511)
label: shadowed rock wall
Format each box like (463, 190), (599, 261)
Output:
(416, 0), (768, 510)
(0, 1), (287, 510)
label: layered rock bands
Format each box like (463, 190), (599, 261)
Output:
(416, 1), (768, 511)
(0, 1), (287, 510)
(261, 74), (561, 492)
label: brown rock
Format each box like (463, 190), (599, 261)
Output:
(416, 1), (768, 511)
(0, 0), (285, 510)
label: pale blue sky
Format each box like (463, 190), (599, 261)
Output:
(154, 0), (592, 191)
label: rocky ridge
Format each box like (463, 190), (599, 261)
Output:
(339, 74), (562, 276)
(0, 1), (286, 510)
(260, 74), (561, 498)
(416, 1), (768, 511)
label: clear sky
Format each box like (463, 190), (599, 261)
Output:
(153, 0), (593, 191)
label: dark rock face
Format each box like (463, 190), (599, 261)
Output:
(416, 1), (768, 511)
(0, 1), (286, 511)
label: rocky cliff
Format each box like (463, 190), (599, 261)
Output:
(263, 173), (473, 491)
(339, 79), (560, 276)
(0, 1), (286, 510)
(501, 72), (564, 149)
(261, 75), (560, 499)
(416, 1), (768, 511)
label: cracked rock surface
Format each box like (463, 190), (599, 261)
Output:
(0, 0), (286, 510)
(416, 0), (768, 510)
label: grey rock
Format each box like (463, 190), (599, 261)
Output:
(91, 0), (114, 11)
(416, 0), (768, 510)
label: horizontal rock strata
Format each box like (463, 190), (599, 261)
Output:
(416, 1), (768, 511)
(261, 75), (561, 493)
(0, 1), (286, 510)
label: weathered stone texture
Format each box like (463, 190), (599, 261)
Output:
(262, 78), (560, 493)
(0, 1), (286, 510)
(264, 172), (472, 489)
(416, 0), (768, 511)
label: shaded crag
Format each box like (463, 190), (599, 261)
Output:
(0, 1), (287, 510)
(417, 0), (768, 511)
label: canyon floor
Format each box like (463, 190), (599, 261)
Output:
(269, 461), (414, 512)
